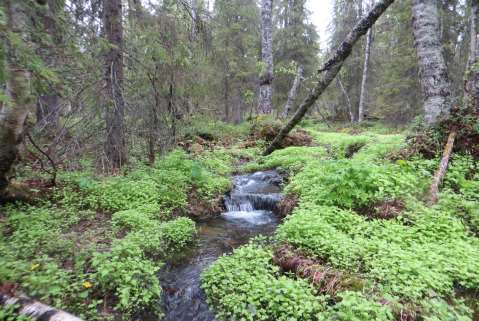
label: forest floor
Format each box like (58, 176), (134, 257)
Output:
(1, 118), (479, 321)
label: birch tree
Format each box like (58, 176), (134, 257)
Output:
(337, 76), (354, 122)
(412, 0), (453, 125)
(258, 0), (274, 114)
(264, 0), (395, 155)
(465, 0), (478, 113)
(358, 5), (373, 123)
(281, 64), (303, 118)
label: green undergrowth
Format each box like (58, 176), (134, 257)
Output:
(277, 203), (479, 299)
(285, 158), (427, 209)
(58, 149), (232, 213)
(1, 148), (233, 319)
(203, 126), (479, 321)
(180, 115), (251, 142)
(309, 130), (405, 160)
(242, 146), (328, 172)
(201, 243), (325, 321)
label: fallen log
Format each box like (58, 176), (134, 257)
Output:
(273, 245), (351, 295)
(427, 128), (457, 205)
(0, 293), (84, 321)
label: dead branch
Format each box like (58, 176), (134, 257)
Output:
(427, 128), (457, 205)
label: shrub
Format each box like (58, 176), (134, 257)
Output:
(92, 253), (162, 316)
(276, 203), (479, 300)
(94, 177), (161, 212)
(318, 291), (394, 321)
(202, 244), (324, 321)
(180, 115), (251, 141)
(442, 155), (479, 202)
(158, 217), (196, 253)
(58, 149), (233, 214)
(110, 217), (195, 258)
(112, 209), (156, 233)
(286, 159), (425, 210)
(420, 298), (473, 321)
(4, 206), (76, 261)
(93, 213), (194, 316)
(243, 146), (328, 172)
(437, 192), (479, 234)
(353, 134), (405, 162)
(307, 130), (405, 161)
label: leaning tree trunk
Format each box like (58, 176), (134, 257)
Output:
(0, 1), (36, 197)
(281, 65), (303, 118)
(358, 27), (373, 123)
(258, 0), (274, 115)
(412, 0), (453, 125)
(263, 0), (396, 156)
(104, 0), (127, 169)
(427, 128), (456, 205)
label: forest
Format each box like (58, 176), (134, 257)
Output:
(0, 0), (478, 320)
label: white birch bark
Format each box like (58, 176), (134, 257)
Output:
(358, 27), (372, 122)
(470, 2), (477, 62)
(465, 0), (479, 112)
(1, 294), (84, 321)
(258, 0), (274, 114)
(336, 77), (354, 122)
(412, 0), (452, 125)
(281, 65), (303, 118)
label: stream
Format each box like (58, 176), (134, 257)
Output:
(158, 170), (283, 321)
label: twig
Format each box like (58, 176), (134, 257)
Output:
(27, 133), (57, 186)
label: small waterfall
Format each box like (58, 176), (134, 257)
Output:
(222, 171), (283, 223)
(224, 193), (282, 212)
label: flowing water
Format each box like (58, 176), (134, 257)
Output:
(158, 170), (283, 321)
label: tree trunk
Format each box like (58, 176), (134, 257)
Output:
(103, 0), (127, 169)
(35, 0), (63, 137)
(1, 293), (84, 321)
(263, 0), (395, 156)
(258, 0), (274, 115)
(465, 0), (479, 114)
(224, 72), (230, 122)
(0, 1), (36, 197)
(281, 65), (303, 118)
(336, 77), (354, 122)
(358, 27), (373, 122)
(470, 1), (478, 63)
(412, 0), (453, 125)
(273, 245), (343, 295)
(127, 0), (144, 28)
